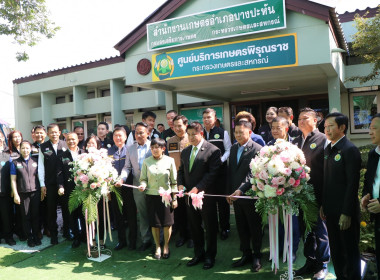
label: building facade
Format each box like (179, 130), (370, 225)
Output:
(13, 0), (379, 146)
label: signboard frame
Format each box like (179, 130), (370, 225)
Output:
(147, 0), (286, 51)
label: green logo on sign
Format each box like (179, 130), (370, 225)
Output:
(153, 53), (175, 80)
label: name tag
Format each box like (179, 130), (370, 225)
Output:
(169, 143), (179, 151)
(17, 163), (23, 168)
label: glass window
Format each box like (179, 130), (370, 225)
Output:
(350, 92), (378, 133)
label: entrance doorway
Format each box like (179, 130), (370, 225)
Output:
(231, 95), (328, 137)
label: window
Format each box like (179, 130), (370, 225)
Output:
(56, 96), (66, 104)
(72, 118), (97, 139)
(87, 91), (95, 99)
(101, 89), (110, 97)
(349, 91), (378, 133)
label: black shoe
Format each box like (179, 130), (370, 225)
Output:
(114, 242), (126, 251)
(72, 239), (81, 248)
(139, 241), (152, 251)
(34, 238), (42, 246)
(175, 237), (186, 248)
(187, 239), (194, 248)
(295, 261), (315, 276)
(220, 230), (230, 240)
(162, 249), (170, 259)
(63, 232), (74, 241)
(27, 239), (36, 247)
(18, 234), (27, 241)
(313, 267), (328, 280)
(232, 255), (252, 267)
(187, 255), (204, 267)
(251, 257), (262, 272)
(203, 258), (215, 270)
(51, 236), (58, 245)
(6, 238), (16, 246)
(128, 243), (136, 251)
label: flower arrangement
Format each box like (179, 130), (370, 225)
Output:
(68, 147), (122, 223)
(247, 139), (318, 234)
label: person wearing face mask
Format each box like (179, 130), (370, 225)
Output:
(258, 107), (278, 143)
(316, 110), (325, 133)
(10, 140), (41, 248)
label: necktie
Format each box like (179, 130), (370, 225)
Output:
(237, 146), (244, 163)
(189, 146), (197, 172)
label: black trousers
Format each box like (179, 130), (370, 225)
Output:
(233, 198), (263, 257)
(0, 195), (13, 239)
(215, 163), (230, 231)
(374, 215), (380, 277)
(19, 191), (40, 240)
(174, 196), (190, 239)
(46, 184), (59, 237)
(187, 196), (218, 260)
(111, 185), (137, 246)
(60, 188), (86, 240)
(59, 190), (72, 236)
(326, 214), (361, 280)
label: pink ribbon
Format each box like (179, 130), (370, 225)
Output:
(282, 207), (294, 279)
(158, 187), (172, 207)
(177, 190), (185, 198)
(268, 208), (279, 274)
(190, 191), (204, 210)
(85, 209), (91, 258)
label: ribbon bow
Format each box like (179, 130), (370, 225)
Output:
(158, 187), (172, 207)
(190, 191), (204, 210)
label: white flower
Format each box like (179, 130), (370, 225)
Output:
(267, 157), (285, 175)
(289, 161), (301, 170)
(264, 184), (277, 198)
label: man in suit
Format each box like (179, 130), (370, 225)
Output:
(203, 108), (232, 240)
(57, 132), (85, 248)
(38, 123), (68, 245)
(126, 111), (161, 147)
(361, 113), (380, 273)
(177, 122), (221, 270)
(120, 122), (152, 251)
(321, 112), (361, 280)
(109, 126), (138, 251)
(227, 120), (263, 272)
(293, 108), (330, 280)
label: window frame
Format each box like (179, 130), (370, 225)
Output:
(349, 91), (379, 134)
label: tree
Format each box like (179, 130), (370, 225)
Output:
(348, 6), (380, 84)
(0, 0), (59, 61)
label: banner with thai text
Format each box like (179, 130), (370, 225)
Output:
(152, 33), (298, 81)
(147, 0), (286, 51)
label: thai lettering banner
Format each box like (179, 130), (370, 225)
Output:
(152, 33), (298, 82)
(147, 0), (286, 51)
